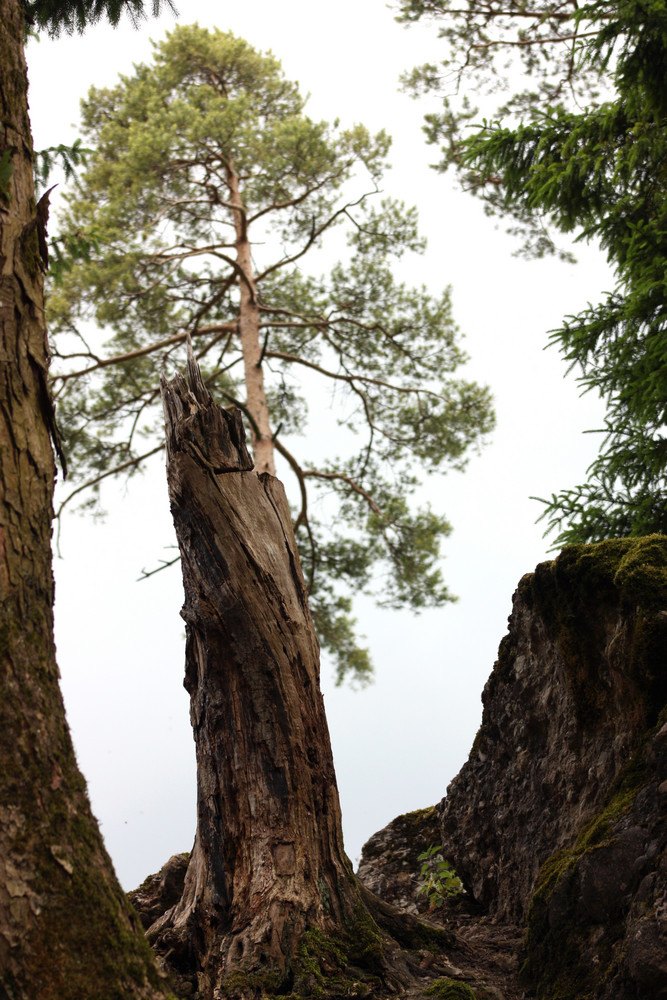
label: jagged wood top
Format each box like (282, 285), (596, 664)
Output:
(160, 335), (254, 473)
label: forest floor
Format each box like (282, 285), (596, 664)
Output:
(393, 909), (529, 1000)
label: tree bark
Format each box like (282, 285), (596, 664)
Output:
(154, 349), (412, 998)
(0, 4), (173, 996)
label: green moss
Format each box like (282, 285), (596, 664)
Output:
(0, 606), (175, 998)
(423, 977), (477, 999)
(526, 536), (667, 724)
(28, 820), (174, 998)
(219, 969), (284, 997)
(318, 876), (332, 914)
(218, 906), (386, 999)
(361, 807), (441, 865)
(346, 906), (385, 972)
(394, 806), (440, 837)
(19, 218), (42, 280)
(290, 926), (362, 998)
(391, 917), (454, 953)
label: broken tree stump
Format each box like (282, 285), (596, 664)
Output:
(151, 350), (430, 998)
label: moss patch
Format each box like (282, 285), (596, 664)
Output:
(216, 885), (455, 997)
(391, 806), (441, 842)
(218, 906), (386, 998)
(346, 906), (385, 973)
(423, 977), (477, 999)
(525, 536), (667, 724)
(389, 917), (454, 953)
(219, 969), (285, 997)
(0, 605), (175, 1000)
(361, 806), (441, 866)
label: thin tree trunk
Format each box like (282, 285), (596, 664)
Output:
(153, 348), (417, 998)
(0, 4), (173, 995)
(226, 159), (275, 476)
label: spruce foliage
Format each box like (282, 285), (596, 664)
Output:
(23, 0), (175, 35)
(401, 0), (667, 544)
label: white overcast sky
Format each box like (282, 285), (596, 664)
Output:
(25, 0), (612, 889)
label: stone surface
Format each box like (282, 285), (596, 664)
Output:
(438, 537), (667, 925)
(359, 536), (667, 1000)
(128, 853), (189, 930)
(130, 539), (666, 1000)
(524, 717), (667, 1000)
(356, 808), (442, 916)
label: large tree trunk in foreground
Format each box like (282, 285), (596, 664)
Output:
(154, 352), (419, 998)
(0, 3), (172, 996)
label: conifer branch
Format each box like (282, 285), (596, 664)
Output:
(255, 189), (378, 283)
(302, 469), (383, 516)
(264, 350), (445, 399)
(51, 323), (237, 383)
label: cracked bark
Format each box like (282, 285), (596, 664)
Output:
(154, 351), (415, 997)
(0, 3), (173, 995)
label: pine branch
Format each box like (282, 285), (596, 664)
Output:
(51, 323), (237, 383)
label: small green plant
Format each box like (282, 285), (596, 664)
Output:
(417, 845), (463, 909)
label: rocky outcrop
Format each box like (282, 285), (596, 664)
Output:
(132, 538), (666, 1000)
(524, 713), (667, 999)
(358, 536), (667, 1000)
(439, 536), (667, 927)
(356, 810), (527, 999)
(356, 807), (442, 916)
(128, 853), (189, 930)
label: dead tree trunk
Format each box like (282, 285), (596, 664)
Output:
(154, 351), (418, 998)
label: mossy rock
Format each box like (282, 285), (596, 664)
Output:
(422, 977), (477, 999)
(522, 717), (660, 1000)
(523, 536), (667, 724)
(359, 806), (441, 863)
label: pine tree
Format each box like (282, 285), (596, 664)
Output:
(398, 0), (612, 259)
(47, 24), (495, 681)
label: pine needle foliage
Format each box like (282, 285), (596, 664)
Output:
(48, 26), (494, 682)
